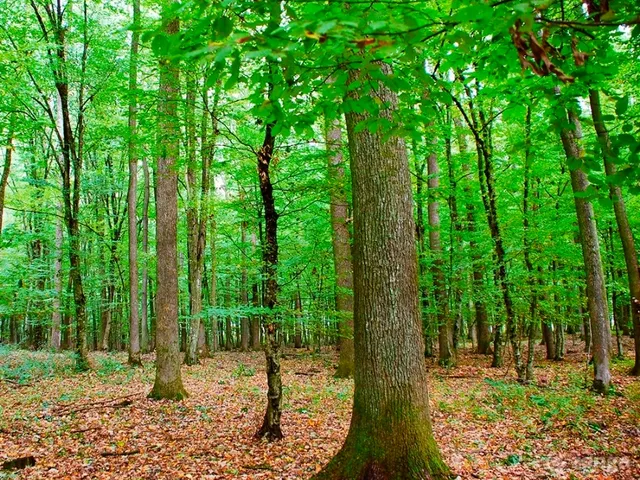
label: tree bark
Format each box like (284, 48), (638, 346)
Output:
(0, 113), (15, 236)
(589, 89), (640, 375)
(141, 157), (150, 352)
(312, 61), (449, 480)
(127, 0), (142, 366)
(326, 116), (354, 378)
(255, 116), (283, 441)
(558, 106), (611, 393)
(50, 216), (63, 350)
(427, 144), (455, 367)
(149, 10), (187, 401)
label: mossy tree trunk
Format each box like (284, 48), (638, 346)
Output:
(149, 8), (187, 401)
(558, 106), (611, 393)
(312, 61), (450, 480)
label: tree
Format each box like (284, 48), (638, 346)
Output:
(325, 116), (354, 378)
(149, 5), (187, 401)
(312, 60), (450, 480)
(127, 0), (142, 366)
(557, 104), (611, 393)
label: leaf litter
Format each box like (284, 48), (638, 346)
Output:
(1, 337), (639, 479)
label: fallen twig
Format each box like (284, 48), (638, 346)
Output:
(1, 378), (33, 388)
(53, 393), (139, 416)
(100, 449), (140, 457)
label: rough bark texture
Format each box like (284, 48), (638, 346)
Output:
(127, 0), (142, 367)
(312, 62), (450, 480)
(149, 12), (187, 401)
(326, 116), (354, 378)
(255, 118), (283, 441)
(427, 147), (455, 367)
(141, 157), (150, 352)
(589, 90), (640, 375)
(558, 107), (611, 393)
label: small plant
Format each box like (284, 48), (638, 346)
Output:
(96, 357), (126, 376)
(232, 362), (255, 378)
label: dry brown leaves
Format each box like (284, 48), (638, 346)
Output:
(1, 337), (639, 479)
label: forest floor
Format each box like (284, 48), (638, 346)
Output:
(1, 337), (639, 480)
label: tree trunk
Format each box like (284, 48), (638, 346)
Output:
(240, 202), (250, 352)
(427, 145), (455, 367)
(141, 157), (150, 352)
(326, 116), (354, 378)
(50, 217), (63, 350)
(589, 89), (640, 375)
(0, 113), (15, 236)
(312, 61), (449, 480)
(558, 106), (611, 393)
(127, 0), (142, 366)
(454, 118), (490, 354)
(294, 288), (303, 349)
(255, 115), (283, 441)
(149, 10), (187, 401)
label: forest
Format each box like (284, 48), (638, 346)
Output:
(1, 0), (639, 478)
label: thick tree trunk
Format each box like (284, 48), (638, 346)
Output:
(127, 0), (142, 366)
(558, 107), (611, 393)
(589, 90), (640, 375)
(149, 11), (187, 401)
(326, 116), (354, 378)
(427, 147), (455, 367)
(312, 61), (449, 480)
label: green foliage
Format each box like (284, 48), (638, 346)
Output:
(231, 362), (255, 378)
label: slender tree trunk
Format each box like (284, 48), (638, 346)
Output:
(522, 106), (537, 383)
(225, 277), (233, 350)
(427, 144), (455, 367)
(558, 106), (611, 393)
(0, 114), (15, 236)
(454, 118), (490, 354)
(149, 10), (187, 400)
(255, 116), (283, 441)
(326, 116), (354, 378)
(127, 0), (142, 366)
(240, 198), (250, 352)
(50, 217), (63, 350)
(141, 157), (150, 352)
(312, 61), (450, 480)
(209, 213), (219, 353)
(589, 89), (640, 375)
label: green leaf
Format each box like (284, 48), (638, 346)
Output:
(151, 34), (170, 57)
(615, 96), (629, 117)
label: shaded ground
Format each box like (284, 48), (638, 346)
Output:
(1, 338), (639, 479)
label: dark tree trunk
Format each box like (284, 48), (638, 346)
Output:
(255, 118), (283, 441)
(312, 61), (449, 480)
